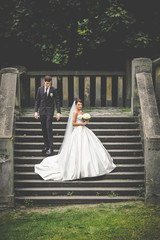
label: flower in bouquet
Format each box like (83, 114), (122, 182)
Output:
(82, 113), (91, 121)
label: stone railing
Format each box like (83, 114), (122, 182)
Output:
(15, 66), (27, 114)
(24, 70), (126, 108)
(0, 67), (19, 207)
(132, 58), (160, 203)
(153, 58), (160, 114)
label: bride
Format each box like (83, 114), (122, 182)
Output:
(35, 98), (116, 180)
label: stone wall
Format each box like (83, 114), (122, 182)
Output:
(0, 68), (18, 207)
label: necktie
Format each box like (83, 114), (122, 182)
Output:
(46, 87), (48, 96)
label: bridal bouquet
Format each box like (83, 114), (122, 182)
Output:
(82, 113), (91, 121)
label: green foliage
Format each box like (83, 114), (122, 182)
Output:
(100, 3), (134, 33)
(126, 32), (152, 49)
(24, 199), (33, 208)
(107, 191), (119, 197)
(137, 185), (145, 198)
(52, 192), (58, 196)
(67, 192), (73, 196)
(1, 0), (160, 67)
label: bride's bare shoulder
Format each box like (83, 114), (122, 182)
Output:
(73, 111), (78, 118)
(73, 110), (78, 115)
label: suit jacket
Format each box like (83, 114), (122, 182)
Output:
(35, 86), (61, 116)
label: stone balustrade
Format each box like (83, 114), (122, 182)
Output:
(23, 71), (126, 108)
(132, 58), (160, 204)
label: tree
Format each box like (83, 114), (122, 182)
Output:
(0, 0), (160, 68)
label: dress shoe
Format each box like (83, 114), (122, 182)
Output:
(46, 148), (53, 156)
(42, 147), (48, 154)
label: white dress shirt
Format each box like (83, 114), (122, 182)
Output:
(45, 86), (50, 96)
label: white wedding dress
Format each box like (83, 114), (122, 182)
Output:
(35, 104), (116, 181)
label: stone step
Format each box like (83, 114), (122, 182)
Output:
(14, 195), (143, 205)
(16, 122), (139, 129)
(14, 172), (144, 180)
(15, 135), (141, 143)
(14, 164), (144, 173)
(14, 187), (140, 196)
(14, 149), (143, 157)
(14, 142), (142, 150)
(14, 115), (144, 205)
(14, 156), (144, 165)
(16, 116), (136, 123)
(15, 128), (141, 136)
(14, 179), (144, 188)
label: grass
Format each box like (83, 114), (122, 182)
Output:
(0, 202), (160, 240)
(20, 107), (132, 117)
(119, 107), (131, 113)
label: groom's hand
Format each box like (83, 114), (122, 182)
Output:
(56, 113), (61, 121)
(35, 112), (39, 119)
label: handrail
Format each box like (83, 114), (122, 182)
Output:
(136, 72), (160, 138)
(153, 58), (160, 114)
(27, 70), (125, 76)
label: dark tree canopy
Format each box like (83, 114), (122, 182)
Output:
(0, 0), (160, 70)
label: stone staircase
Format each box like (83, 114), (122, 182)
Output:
(14, 116), (144, 205)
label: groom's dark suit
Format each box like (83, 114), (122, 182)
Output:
(35, 85), (61, 151)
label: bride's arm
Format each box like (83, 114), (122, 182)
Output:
(72, 112), (88, 126)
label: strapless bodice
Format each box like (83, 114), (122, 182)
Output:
(76, 114), (83, 123)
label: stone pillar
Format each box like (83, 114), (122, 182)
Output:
(74, 76), (79, 99)
(0, 67), (18, 207)
(41, 77), (44, 86)
(30, 77), (36, 106)
(131, 58), (152, 115)
(95, 76), (101, 107)
(84, 77), (90, 106)
(106, 77), (112, 106)
(15, 74), (21, 114)
(62, 76), (68, 107)
(52, 76), (57, 88)
(15, 66), (26, 113)
(0, 140), (14, 207)
(125, 58), (132, 107)
(145, 138), (160, 204)
(117, 76), (123, 107)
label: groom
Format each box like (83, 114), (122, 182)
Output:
(35, 75), (61, 155)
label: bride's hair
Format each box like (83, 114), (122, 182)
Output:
(75, 98), (82, 104)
